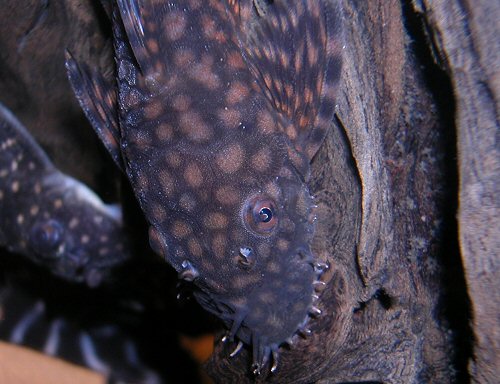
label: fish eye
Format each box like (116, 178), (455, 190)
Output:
(29, 219), (64, 257)
(243, 195), (278, 235)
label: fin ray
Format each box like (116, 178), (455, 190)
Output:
(233, 0), (343, 159)
(65, 51), (124, 170)
(116, 0), (149, 73)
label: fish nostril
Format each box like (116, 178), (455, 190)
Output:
(179, 260), (199, 281)
(68, 249), (89, 266)
(297, 247), (313, 262)
(238, 247), (254, 268)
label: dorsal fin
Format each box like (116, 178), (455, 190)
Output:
(116, 0), (154, 75)
(65, 51), (124, 171)
(232, 0), (343, 160)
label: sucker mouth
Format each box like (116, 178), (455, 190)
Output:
(296, 246), (314, 263)
(221, 263), (329, 376)
(188, 246), (329, 376)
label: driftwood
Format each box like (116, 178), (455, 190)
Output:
(414, 1), (500, 382)
(0, 0), (498, 383)
(0, 0), (116, 195)
(207, 0), (498, 382)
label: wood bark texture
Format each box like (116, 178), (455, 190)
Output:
(0, 0), (498, 383)
(411, 1), (500, 382)
(0, 0), (118, 196)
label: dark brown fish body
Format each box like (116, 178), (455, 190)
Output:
(67, 0), (342, 373)
(0, 103), (130, 287)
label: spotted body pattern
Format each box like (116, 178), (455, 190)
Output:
(67, 0), (342, 373)
(0, 286), (160, 383)
(0, 103), (130, 286)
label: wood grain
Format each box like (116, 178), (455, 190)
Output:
(413, 1), (500, 382)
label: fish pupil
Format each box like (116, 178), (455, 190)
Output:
(259, 207), (273, 223)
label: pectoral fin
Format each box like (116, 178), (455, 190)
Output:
(65, 51), (124, 171)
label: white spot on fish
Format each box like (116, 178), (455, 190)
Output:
(30, 205), (39, 216)
(11, 180), (19, 193)
(69, 217), (79, 229)
(0, 138), (15, 150)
